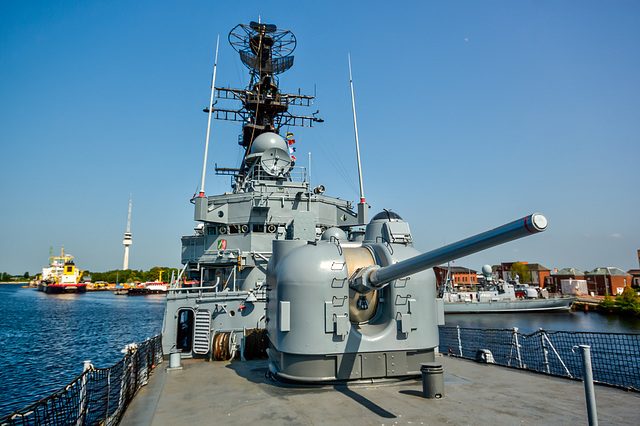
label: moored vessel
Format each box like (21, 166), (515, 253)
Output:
(440, 264), (575, 313)
(37, 247), (86, 294)
(127, 282), (169, 295)
(442, 292), (575, 313)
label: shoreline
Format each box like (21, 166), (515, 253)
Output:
(573, 295), (639, 317)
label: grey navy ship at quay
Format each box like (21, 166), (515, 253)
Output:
(440, 265), (576, 314)
(117, 20), (640, 426)
(160, 20), (548, 381)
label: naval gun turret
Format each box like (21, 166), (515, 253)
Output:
(266, 213), (547, 382)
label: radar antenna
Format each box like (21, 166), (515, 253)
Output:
(229, 21), (297, 84)
(204, 21), (323, 175)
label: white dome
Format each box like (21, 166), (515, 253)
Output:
(250, 132), (288, 154)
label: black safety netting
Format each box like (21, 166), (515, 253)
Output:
(439, 326), (640, 391)
(0, 335), (163, 426)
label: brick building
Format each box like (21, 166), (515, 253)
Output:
(527, 264), (551, 288)
(627, 269), (640, 288)
(433, 266), (478, 289)
(492, 262), (550, 288)
(584, 267), (632, 296)
(545, 268), (585, 293)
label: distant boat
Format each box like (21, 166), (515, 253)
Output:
(38, 247), (86, 294)
(127, 270), (169, 295)
(127, 282), (169, 295)
(440, 265), (575, 313)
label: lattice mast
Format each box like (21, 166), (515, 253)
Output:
(204, 21), (323, 178)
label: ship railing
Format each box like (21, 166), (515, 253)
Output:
(170, 263), (189, 289)
(245, 164), (308, 184)
(167, 279), (267, 300)
(0, 335), (163, 426)
(439, 326), (640, 391)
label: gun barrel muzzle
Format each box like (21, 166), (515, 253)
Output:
(367, 213), (547, 288)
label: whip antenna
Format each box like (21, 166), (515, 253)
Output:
(348, 54), (365, 204)
(199, 35), (220, 197)
(348, 54), (368, 224)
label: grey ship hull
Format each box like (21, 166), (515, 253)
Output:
(443, 296), (575, 314)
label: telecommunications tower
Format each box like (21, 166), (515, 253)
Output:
(122, 194), (132, 270)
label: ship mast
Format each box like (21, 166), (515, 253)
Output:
(198, 36), (220, 198)
(348, 54), (366, 205)
(204, 21), (323, 185)
(348, 54), (369, 225)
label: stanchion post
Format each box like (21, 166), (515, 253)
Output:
(579, 345), (598, 426)
(77, 360), (91, 425)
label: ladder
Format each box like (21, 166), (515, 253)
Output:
(193, 310), (211, 355)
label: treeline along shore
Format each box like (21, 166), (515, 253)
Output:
(87, 266), (180, 284)
(1, 266), (180, 285)
(573, 288), (640, 317)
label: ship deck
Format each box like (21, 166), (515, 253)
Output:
(121, 354), (638, 425)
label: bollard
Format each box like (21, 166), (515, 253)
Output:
(578, 345), (598, 426)
(420, 363), (444, 399)
(169, 350), (182, 370)
(475, 349), (494, 364)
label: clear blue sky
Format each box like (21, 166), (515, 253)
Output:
(1, 1), (639, 275)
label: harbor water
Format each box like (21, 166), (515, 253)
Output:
(1, 285), (639, 417)
(0, 285), (165, 416)
(443, 310), (640, 334)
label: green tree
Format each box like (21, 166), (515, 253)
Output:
(23, 272), (30, 279)
(510, 262), (531, 284)
(615, 287), (640, 315)
(599, 293), (616, 310)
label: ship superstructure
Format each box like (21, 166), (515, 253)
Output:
(162, 21), (546, 383)
(163, 21), (368, 359)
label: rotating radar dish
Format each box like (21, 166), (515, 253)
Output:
(228, 22), (296, 74)
(260, 147), (292, 177)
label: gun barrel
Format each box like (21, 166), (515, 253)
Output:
(368, 213), (547, 288)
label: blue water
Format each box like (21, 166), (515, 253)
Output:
(0, 285), (165, 417)
(444, 311), (640, 334)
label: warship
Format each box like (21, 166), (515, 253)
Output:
(440, 265), (576, 313)
(161, 21), (549, 382)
